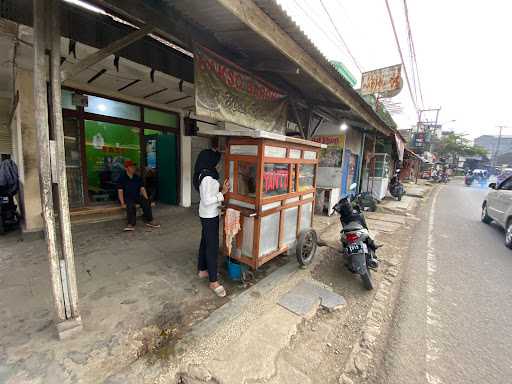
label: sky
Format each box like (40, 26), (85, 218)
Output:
(276, 0), (512, 139)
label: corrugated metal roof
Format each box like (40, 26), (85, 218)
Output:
(253, 0), (387, 126)
(164, 0), (393, 133)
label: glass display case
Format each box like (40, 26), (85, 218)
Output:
(223, 137), (322, 269)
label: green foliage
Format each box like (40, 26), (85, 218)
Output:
(436, 133), (488, 158)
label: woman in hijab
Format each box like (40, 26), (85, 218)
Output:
(193, 148), (230, 297)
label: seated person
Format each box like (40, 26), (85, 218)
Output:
(117, 160), (160, 231)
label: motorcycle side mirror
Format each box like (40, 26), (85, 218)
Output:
(349, 183), (357, 191)
(489, 182), (497, 189)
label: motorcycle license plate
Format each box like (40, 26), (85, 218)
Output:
(347, 243), (367, 254)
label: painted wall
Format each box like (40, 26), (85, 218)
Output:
(0, 97), (11, 155)
(313, 121), (363, 189)
(16, 69), (43, 232)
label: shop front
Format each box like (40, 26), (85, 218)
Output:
(61, 90), (179, 208)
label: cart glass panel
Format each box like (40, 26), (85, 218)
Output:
(263, 163), (289, 197)
(237, 161), (257, 197)
(298, 164), (315, 191)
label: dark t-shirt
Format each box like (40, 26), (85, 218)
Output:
(117, 172), (143, 203)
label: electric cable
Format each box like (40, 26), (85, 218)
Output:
(319, 0), (363, 73)
(384, 0), (418, 113)
(403, 0), (424, 108)
(291, 0), (361, 75)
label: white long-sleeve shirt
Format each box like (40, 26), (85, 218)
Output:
(199, 176), (224, 218)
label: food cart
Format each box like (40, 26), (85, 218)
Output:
(220, 130), (325, 269)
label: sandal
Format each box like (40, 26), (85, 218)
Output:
(198, 271), (209, 279)
(212, 285), (226, 298)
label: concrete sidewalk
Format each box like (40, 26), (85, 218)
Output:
(104, 198), (424, 383)
(378, 182), (432, 215)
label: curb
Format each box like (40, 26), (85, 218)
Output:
(338, 186), (435, 383)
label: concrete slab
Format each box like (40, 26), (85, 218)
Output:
(378, 196), (417, 215)
(366, 219), (402, 233)
(365, 212), (407, 225)
(278, 280), (346, 317)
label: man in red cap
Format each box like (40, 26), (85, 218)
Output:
(117, 159), (160, 231)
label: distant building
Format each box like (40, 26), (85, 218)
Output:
(474, 135), (512, 157)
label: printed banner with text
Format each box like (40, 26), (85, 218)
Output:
(194, 45), (288, 134)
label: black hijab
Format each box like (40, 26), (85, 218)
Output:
(193, 149), (221, 191)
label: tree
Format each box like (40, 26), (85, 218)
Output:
(436, 133), (488, 159)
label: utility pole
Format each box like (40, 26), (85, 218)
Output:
(414, 107), (441, 154)
(492, 125), (508, 168)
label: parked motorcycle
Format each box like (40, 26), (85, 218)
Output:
(333, 184), (379, 290)
(389, 170), (405, 201)
(439, 173), (449, 183)
(0, 158), (20, 234)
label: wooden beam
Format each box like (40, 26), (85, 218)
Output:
(33, 0), (66, 322)
(215, 0), (392, 136)
(61, 24), (154, 81)
(291, 101), (305, 139)
(50, 0), (82, 324)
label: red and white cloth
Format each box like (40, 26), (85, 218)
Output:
(224, 208), (241, 255)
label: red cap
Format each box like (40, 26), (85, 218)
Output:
(124, 159), (136, 168)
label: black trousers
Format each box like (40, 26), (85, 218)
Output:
(198, 216), (219, 283)
(126, 197), (153, 226)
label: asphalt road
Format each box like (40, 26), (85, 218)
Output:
(376, 181), (512, 384)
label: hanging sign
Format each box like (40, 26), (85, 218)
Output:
(313, 135), (345, 168)
(360, 64), (402, 96)
(194, 45), (288, 134)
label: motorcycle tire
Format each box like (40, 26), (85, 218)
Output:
(397, 194), (402, 201)
(361, 270), (373, 290)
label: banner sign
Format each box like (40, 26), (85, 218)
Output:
(395, 133), (405, 161)
(313, 135), (345, 168)
(360, 64), (402, 96)
(194, 45), (288, 134)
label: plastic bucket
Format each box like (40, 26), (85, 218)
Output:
(226, 258), (247, 281)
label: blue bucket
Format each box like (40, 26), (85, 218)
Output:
(226, 258), (247, 281)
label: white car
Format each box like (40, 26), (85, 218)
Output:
(482, 176), (512, 248)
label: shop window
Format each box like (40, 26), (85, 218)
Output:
(298, 164), (315, 191)
(237, 161), (257, 197)
(63, 117), (83, 207)
(85, 95), (141, 121)
(84, 120), (140, 203)
(61, 89), (76, 110)
(263, 163), (289, 197)
(144, 108), (177, 127)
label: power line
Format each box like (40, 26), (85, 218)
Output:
(319, 0), (363, 73)
(403, 0), (424, 108)
(291, 0), (362, 76)
(384, 0), (418, 114)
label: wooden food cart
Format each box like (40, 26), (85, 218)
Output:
(222, 131), (324, 269)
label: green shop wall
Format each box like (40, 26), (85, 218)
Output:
(84, 120), (140, 193)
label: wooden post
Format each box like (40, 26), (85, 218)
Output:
(49, 0), (81, 322)
(33, 0), (66, 322)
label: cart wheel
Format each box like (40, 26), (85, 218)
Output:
(296, 229), (318, 266)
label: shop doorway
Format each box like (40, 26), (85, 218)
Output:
(62, 90), (180, 208)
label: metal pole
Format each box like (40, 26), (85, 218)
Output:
(357, 132), (366, 193)
(493, 125), (504, 168)
(49, 0), (81, 320)
(33, 0), (66, 322)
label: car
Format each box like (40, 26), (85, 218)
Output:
(482, 176), (512, 248)
(497, 168), (512, 185)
